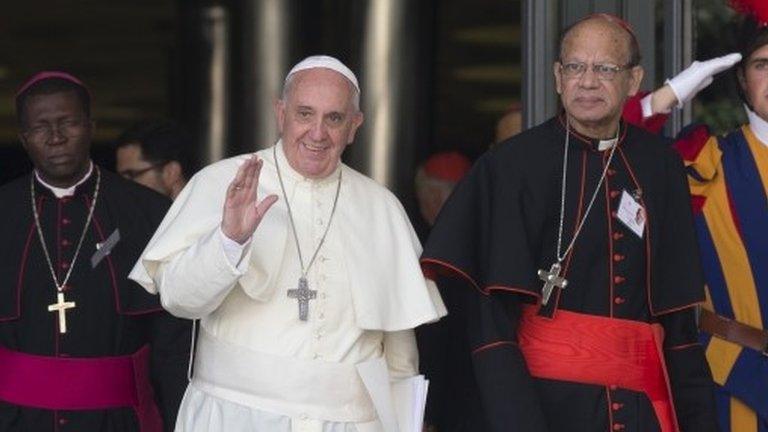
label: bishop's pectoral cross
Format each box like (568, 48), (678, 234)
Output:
(537, 262), (568, 306)
(287, 277), (317, 321)
(48, 292), (76, 334)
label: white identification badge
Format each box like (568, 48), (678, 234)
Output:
(617, 190), (645, 238)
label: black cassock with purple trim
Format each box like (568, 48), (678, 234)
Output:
(0, 168), (189, 432)
(421, 117), (719, 432)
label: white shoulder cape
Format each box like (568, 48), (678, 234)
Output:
(129, 143), (446, 331)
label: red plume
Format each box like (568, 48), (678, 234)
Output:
(730, 0), (768, 26)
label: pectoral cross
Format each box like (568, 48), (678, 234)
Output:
(537, 262), (568, 306)
(48, 292), (76, 334)
(287, 277), (317, 321)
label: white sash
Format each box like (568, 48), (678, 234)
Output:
(192, 328), (377, 423)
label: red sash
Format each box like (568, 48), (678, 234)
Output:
(518, 305), (679, 432)
(0, 344), (163, 432)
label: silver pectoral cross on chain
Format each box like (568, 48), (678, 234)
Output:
(537, 262), (568, 306)
(287, 276), (317, 321)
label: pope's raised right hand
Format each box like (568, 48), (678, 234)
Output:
(221, 156), (279, 244)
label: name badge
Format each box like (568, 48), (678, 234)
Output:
(617, 190), (645, 238)
(91, 229), (121, 268)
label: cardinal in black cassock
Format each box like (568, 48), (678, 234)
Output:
(0, 72), (190, 431)
(422, 14), (718, 432)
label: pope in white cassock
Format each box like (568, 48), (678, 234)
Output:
(129, 56), (446, 432)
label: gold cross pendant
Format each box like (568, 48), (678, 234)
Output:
(48, 292), (76, 334)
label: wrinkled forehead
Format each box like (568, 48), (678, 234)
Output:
(561, 19), (631, 61)
(285, 68), (357, 104)
(288, 67), (356, 92)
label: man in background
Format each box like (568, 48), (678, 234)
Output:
(414, 151), (471, 227)
(116, 120), (195, 199)
(494, 103), (522, 144)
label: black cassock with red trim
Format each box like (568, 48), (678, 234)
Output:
(421, 117), (719, 432)
(0, 168), (190, 432)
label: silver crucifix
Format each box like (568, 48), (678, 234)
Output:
(537, 262), (568, 306)
(287, 277), (317, 321)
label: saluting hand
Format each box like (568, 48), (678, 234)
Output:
(221, 156), (279, 244)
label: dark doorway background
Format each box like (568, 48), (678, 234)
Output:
(0, 0), (521, 193)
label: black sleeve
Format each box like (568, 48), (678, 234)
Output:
(417, 276), (491, 431)
(149, 312), (192, 432)
(650, 149), (706, 313)
(416, 306), (450, 427)
(421, 147), (549, 430)
(422, 151), (540, 299)
(467, 290), (548, 432)
(658, 308), (719, 432)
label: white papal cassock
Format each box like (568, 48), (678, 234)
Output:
(129, 141), (446, 432)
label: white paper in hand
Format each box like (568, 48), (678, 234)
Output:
(356, 358), (430, 432)
(357, 357), (400, 432)
(391, 376), (430, 432)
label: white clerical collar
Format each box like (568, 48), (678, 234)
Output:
(746, 105), (768, 148)
(35, 161), (94, 198)
(598, 138), (617, 151)
(275, 140), (342, 185)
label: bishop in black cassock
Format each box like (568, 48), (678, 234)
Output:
(422, 14), (718, 432)
(0, 71), (190, 432)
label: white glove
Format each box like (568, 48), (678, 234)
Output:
(667, 53), (742, 107)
